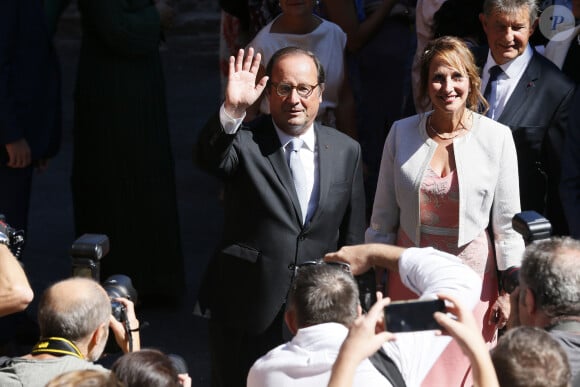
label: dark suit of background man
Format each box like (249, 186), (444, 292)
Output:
(0, 0), (61, 232)
(561, 89), (580, 238)
(544, 0), (580, 84)
(196, 46), (365, 387)
(478, 0), (576, 235)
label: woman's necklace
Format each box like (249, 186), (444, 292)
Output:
(427, 114), (469, 140)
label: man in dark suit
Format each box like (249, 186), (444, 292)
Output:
(196, 46), (365, 387)
(478, 0), (576, 236)
(561, 89), (580, 238)
(0, 0), (61, 232)
(544, 0), (580, 84)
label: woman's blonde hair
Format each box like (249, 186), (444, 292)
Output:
(418, 36), (488, 114)
(46, 369), (123, 387)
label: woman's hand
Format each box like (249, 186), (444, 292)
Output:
(488, 292), (510, 329)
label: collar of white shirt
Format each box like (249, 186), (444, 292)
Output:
(274, 122), (316, 153)
(482, 44), (533, 85)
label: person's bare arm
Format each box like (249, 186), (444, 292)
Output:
(324, 243), (406, 275)
(0, 244), (33, 317)
(434, 293), (499, 387)
(323, 0), (397, 53)
(334, 75), (358, 139)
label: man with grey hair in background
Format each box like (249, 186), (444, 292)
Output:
(491, 326), (572, 387)
(508, 237), (580, 382)
(478, 0), (575, 235)
(0, 277), (140, 387)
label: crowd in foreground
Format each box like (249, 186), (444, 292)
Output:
(2, 0), (580, 385)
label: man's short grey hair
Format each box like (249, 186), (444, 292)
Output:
(288, 263), (359, 328)
(482, 0), (539, 26)
(38, 278), (111, 342)
(491, 326), (571, 387)
(520, 236), (580, 319)
(265, 46), (326, 86)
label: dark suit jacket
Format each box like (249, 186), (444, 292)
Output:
(561, 88), (580, 238)
(0, 0), (61, 164)
(477, 49), (575, 235)
(196, 114), (366, 334)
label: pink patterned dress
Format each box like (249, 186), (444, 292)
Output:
(389, 166), (499, 387)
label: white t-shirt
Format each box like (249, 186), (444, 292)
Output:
(249, 15), (347, 115)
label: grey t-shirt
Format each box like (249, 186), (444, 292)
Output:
(0, 356), (106, 387)
(549, 329), (580, 383)
(548, 327), (580, 387)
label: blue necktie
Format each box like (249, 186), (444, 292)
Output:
(287, 139), (309, 223)
(483, 65), (504, 118)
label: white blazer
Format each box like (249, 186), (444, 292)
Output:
(366, 111), (525, 270)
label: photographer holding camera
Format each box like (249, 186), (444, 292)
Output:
(506, 236), (580, 382)
(0, 277), (140, 387)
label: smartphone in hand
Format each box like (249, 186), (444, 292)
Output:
(384, 299), (446, 333)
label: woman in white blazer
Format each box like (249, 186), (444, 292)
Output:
(366, 36), (525, 387)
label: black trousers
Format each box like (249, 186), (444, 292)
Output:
(209, 308), (285, 387)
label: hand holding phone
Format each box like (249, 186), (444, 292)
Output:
(384, 298), (446, 333)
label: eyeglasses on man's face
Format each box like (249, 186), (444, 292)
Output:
(270, 82), (320, 98)
(288, 260), (351, 275)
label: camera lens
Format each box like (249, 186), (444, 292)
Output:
(102, 275), (137, 323)
(110, 300), (127, 322)
(102, 275), (138, 303)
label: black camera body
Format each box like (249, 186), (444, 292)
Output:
(502, 211), (553, 293)
(70, 234), (137, 322)
(102, 274), (138, 322)
(356, 269), (377, 313)
(0, 214), (26, 259)
(512, 211), (552, 244)
(70, 233), (109, 281)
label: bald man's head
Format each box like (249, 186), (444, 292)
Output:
(38, 278), (111, 342)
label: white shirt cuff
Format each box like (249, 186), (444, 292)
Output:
(219, 103), (245, 134)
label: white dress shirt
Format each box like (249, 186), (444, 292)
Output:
(481, 45), (533, 120)
(247, 247), (482, 387)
